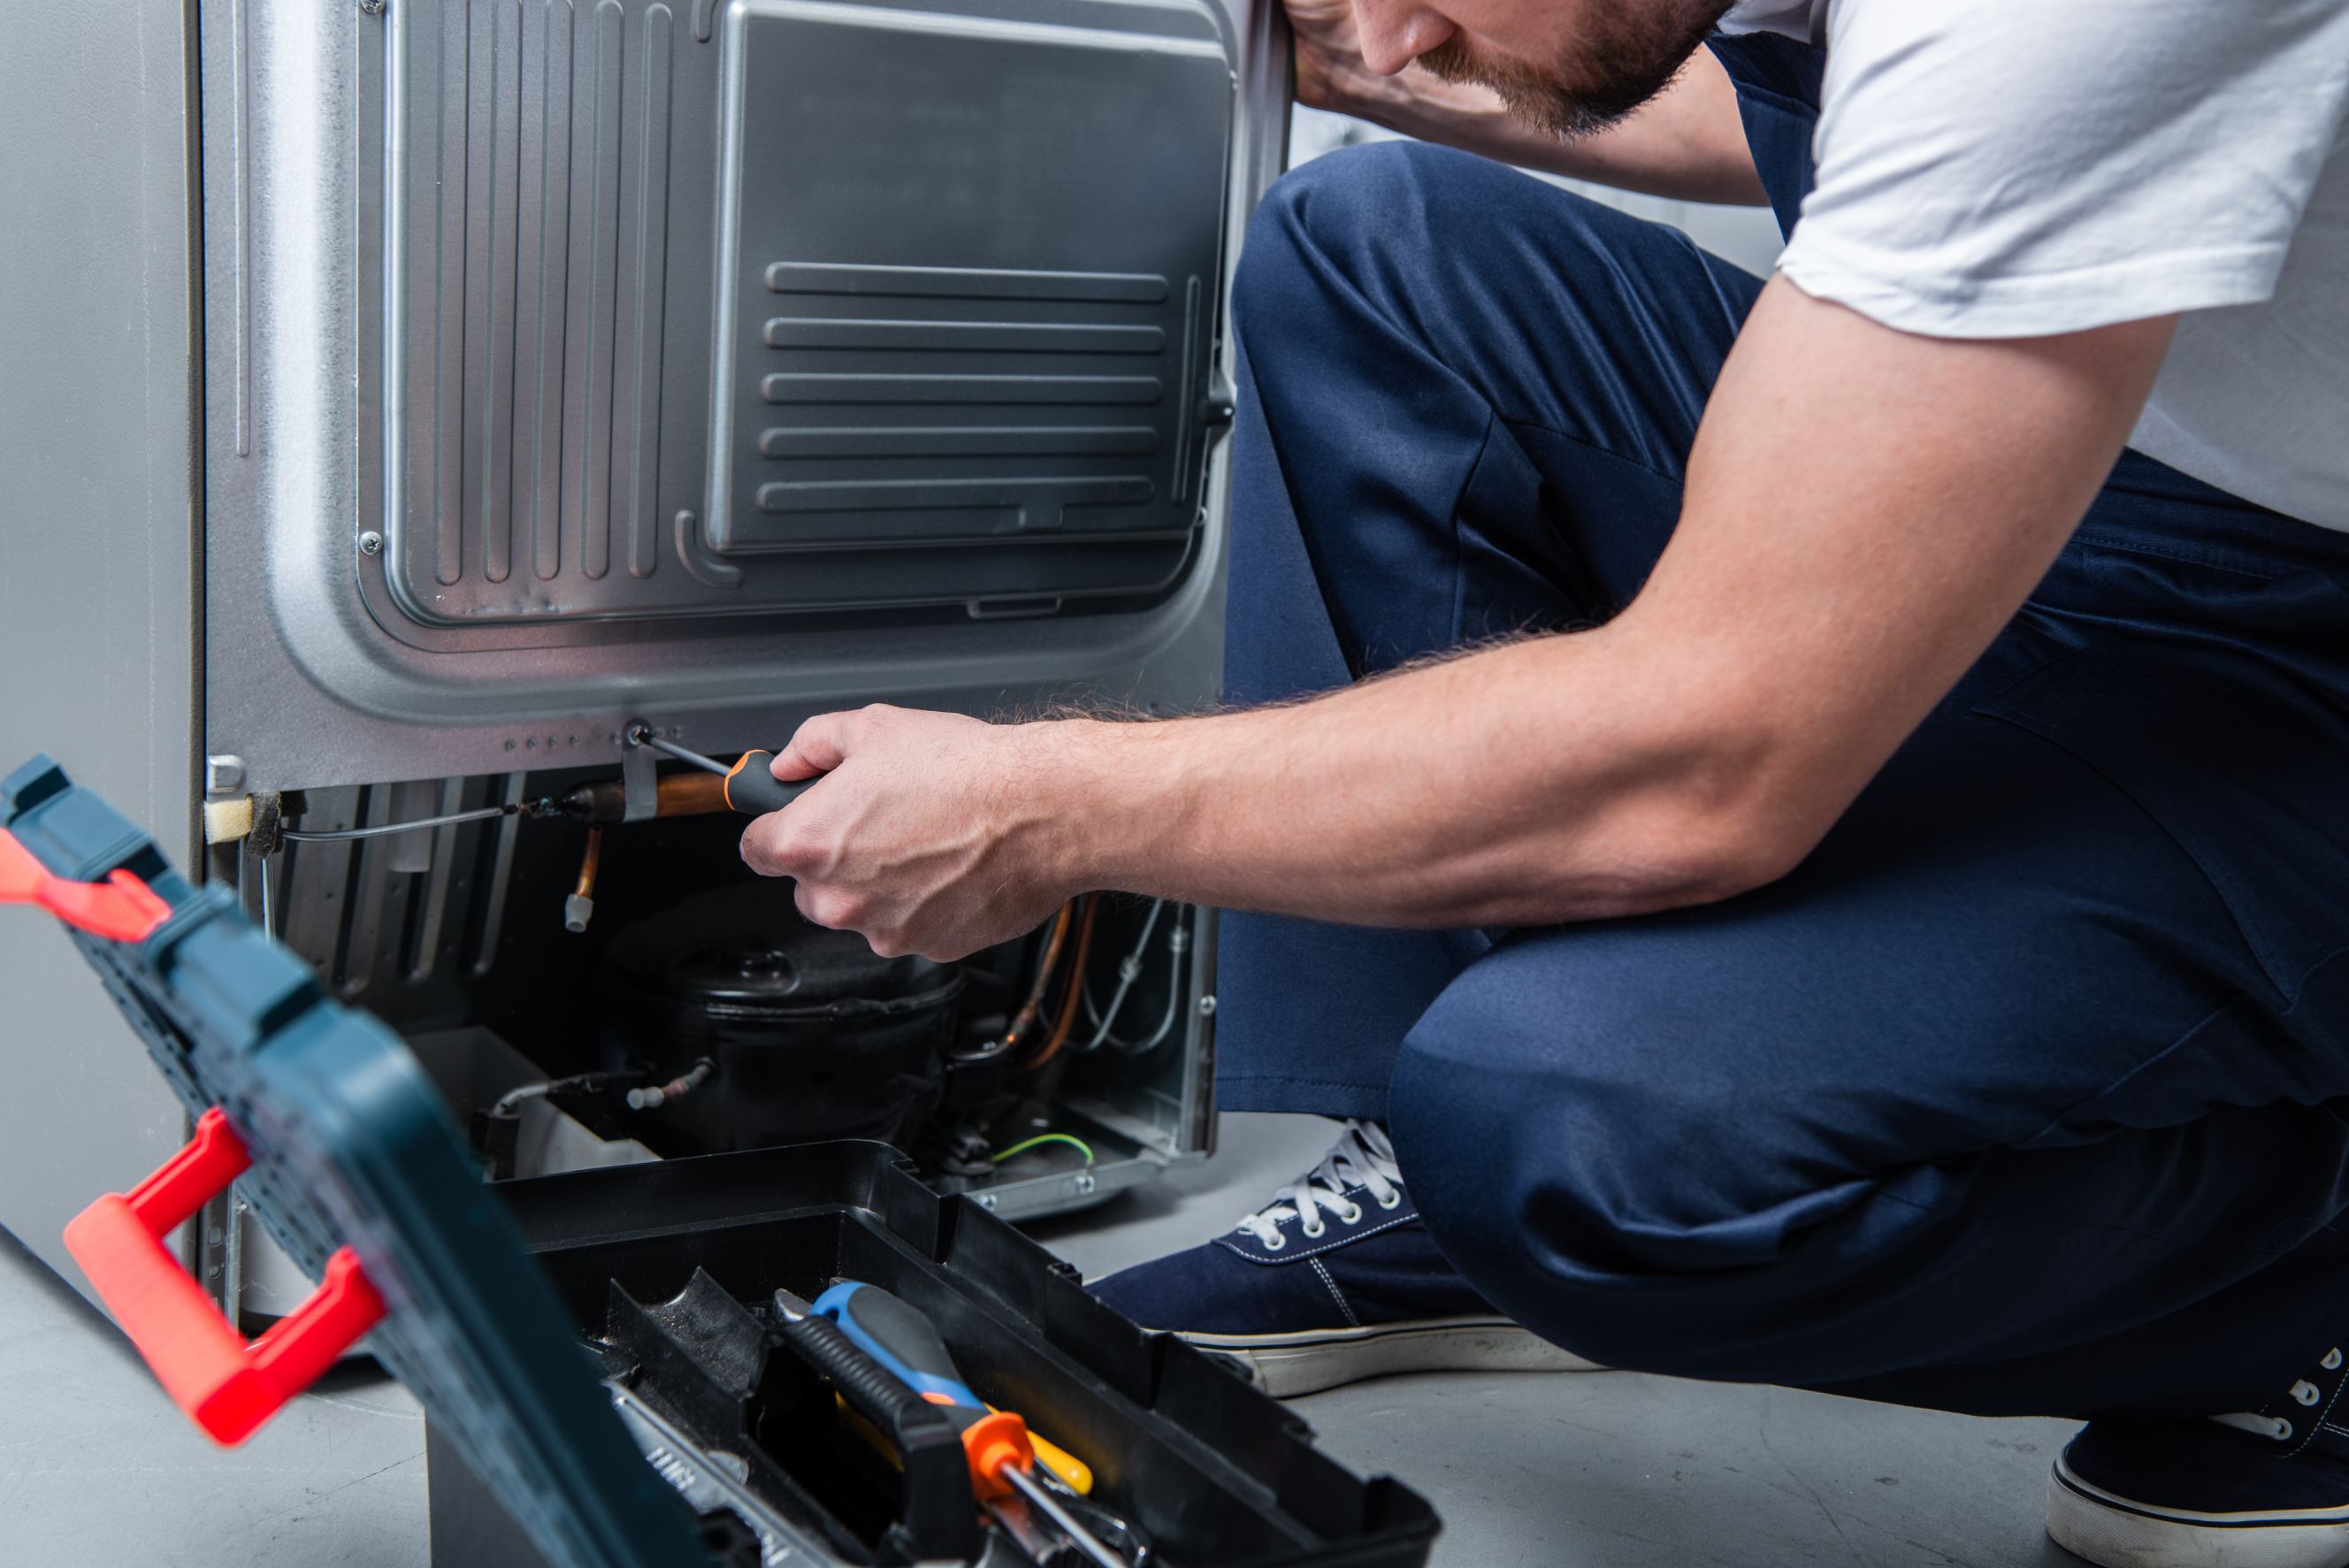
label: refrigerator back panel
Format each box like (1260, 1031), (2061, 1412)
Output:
(384, 0), (1235, 629)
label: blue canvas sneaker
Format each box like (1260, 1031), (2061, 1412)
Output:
(1087, 1121), (1599, 1396)
(2050, 1343), (2349, 1566)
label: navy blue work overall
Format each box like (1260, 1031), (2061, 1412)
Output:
(1213, 34), (2349, 1417)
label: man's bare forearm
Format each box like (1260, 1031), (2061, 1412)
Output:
(1323, 48), (1767, 206)
(1040, 626), (1779, 929)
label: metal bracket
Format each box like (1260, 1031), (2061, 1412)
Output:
(619, 723), (660, 823)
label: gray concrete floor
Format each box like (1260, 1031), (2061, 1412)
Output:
(0, 1113), (2084, 1566)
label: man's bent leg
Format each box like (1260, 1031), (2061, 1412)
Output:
(1392, 500), (2349, 1420)
(1215, 138), (1763, 1115)
(1093, 142), (1762, 1387)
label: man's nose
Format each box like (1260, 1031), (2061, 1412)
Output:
(1349, 0), (1458, 76)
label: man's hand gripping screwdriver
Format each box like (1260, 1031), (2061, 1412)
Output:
(809, 1281), (1130, 1568)
(624, 723), (808, 815)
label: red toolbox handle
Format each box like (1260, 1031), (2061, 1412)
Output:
(0, 828), (170, 942)
(62, 1108), (386, 1446)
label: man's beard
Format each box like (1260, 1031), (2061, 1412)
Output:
(1416, 0), (1735, 139)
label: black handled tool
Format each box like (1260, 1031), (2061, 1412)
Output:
(813, 1281), (1131, 1568)
(769, 1289), (983, 1564)
(624, 723), (812, 815)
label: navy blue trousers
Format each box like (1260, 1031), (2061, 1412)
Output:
(1215, 42), (2349, 1418)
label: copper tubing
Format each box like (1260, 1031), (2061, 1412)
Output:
(573, 827), (604, 899)
(1023, 894), (1099, 1071)
(555, 771), (736, 823)
(1001, 902), (1075, 1059)
(655, 771), (731, 815)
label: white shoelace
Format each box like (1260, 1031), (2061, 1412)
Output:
(2211, 1347), (2345, 1442)
(1233, 1120), (1405, 1250)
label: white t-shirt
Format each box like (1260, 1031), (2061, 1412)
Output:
(1722, 0), (2349, 532)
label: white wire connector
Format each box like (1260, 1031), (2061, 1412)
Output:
(202, 797), (256, 845)
(628, 1059), (715, 1111)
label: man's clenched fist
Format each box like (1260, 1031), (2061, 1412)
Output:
(738, 705), (1086, 961)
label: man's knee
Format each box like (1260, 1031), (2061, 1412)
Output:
(1387, 939), (1874, 1379)
(1236, 142), (1603, 347)
(1236, 143), (1434, 338)
(1248, 142), (1453, 247)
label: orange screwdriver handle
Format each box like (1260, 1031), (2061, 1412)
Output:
(721, 752), (814, 816)
(953, 1407), (1036, 1501)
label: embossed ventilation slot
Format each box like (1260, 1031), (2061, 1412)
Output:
(743, 264), (1186, 538)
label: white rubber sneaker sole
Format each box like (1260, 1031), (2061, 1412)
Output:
(1178, 1316), (1603, 1398)
(2048, 1451), (2349, 1568)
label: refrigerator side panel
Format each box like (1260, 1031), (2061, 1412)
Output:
(0, 0), (203, 1293)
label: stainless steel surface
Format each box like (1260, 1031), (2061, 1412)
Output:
(0, 0), (203, 1298)
(372, 0), (1235, 631)
(200, 0), (1282, 792)
(382, 0), (718, 627)
(702, 0), (1235, 604)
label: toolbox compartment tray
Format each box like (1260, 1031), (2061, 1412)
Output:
(434, 1143), (1439, 1567)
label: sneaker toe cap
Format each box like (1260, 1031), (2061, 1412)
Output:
(1089, 1241), (1341, 1337)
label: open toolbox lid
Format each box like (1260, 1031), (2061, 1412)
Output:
(2, 753), (711, 1566)
(3, 754), (1441, 1568)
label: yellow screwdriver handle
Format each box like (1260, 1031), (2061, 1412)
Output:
(991, 1403), (1093, 1495)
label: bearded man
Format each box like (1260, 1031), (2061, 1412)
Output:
(743, 4), (2349, 1561)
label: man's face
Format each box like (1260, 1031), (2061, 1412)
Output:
(1360, 0), (1736, 138)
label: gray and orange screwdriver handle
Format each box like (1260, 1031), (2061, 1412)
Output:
(720, 750), (808, 816)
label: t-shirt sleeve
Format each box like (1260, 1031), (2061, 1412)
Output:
(1776, 0), (2349, 339)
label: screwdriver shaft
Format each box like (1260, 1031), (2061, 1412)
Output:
(626, 726), (729, 776)
(1003, 1465), (1126, 1568)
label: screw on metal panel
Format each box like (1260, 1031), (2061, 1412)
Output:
(1198, 994), (1217, 1016)
(976, 1193), (999, 1211)
(357, 530), (384, 555)
(1073, 1173), (1098, 1196)
(359, 0), (387, 14)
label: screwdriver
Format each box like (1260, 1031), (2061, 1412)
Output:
(624, 723), (811, 815)
(811, 1281), (1129, 1568)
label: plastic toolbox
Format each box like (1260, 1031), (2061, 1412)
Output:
(1, 754), (1439, 1568)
